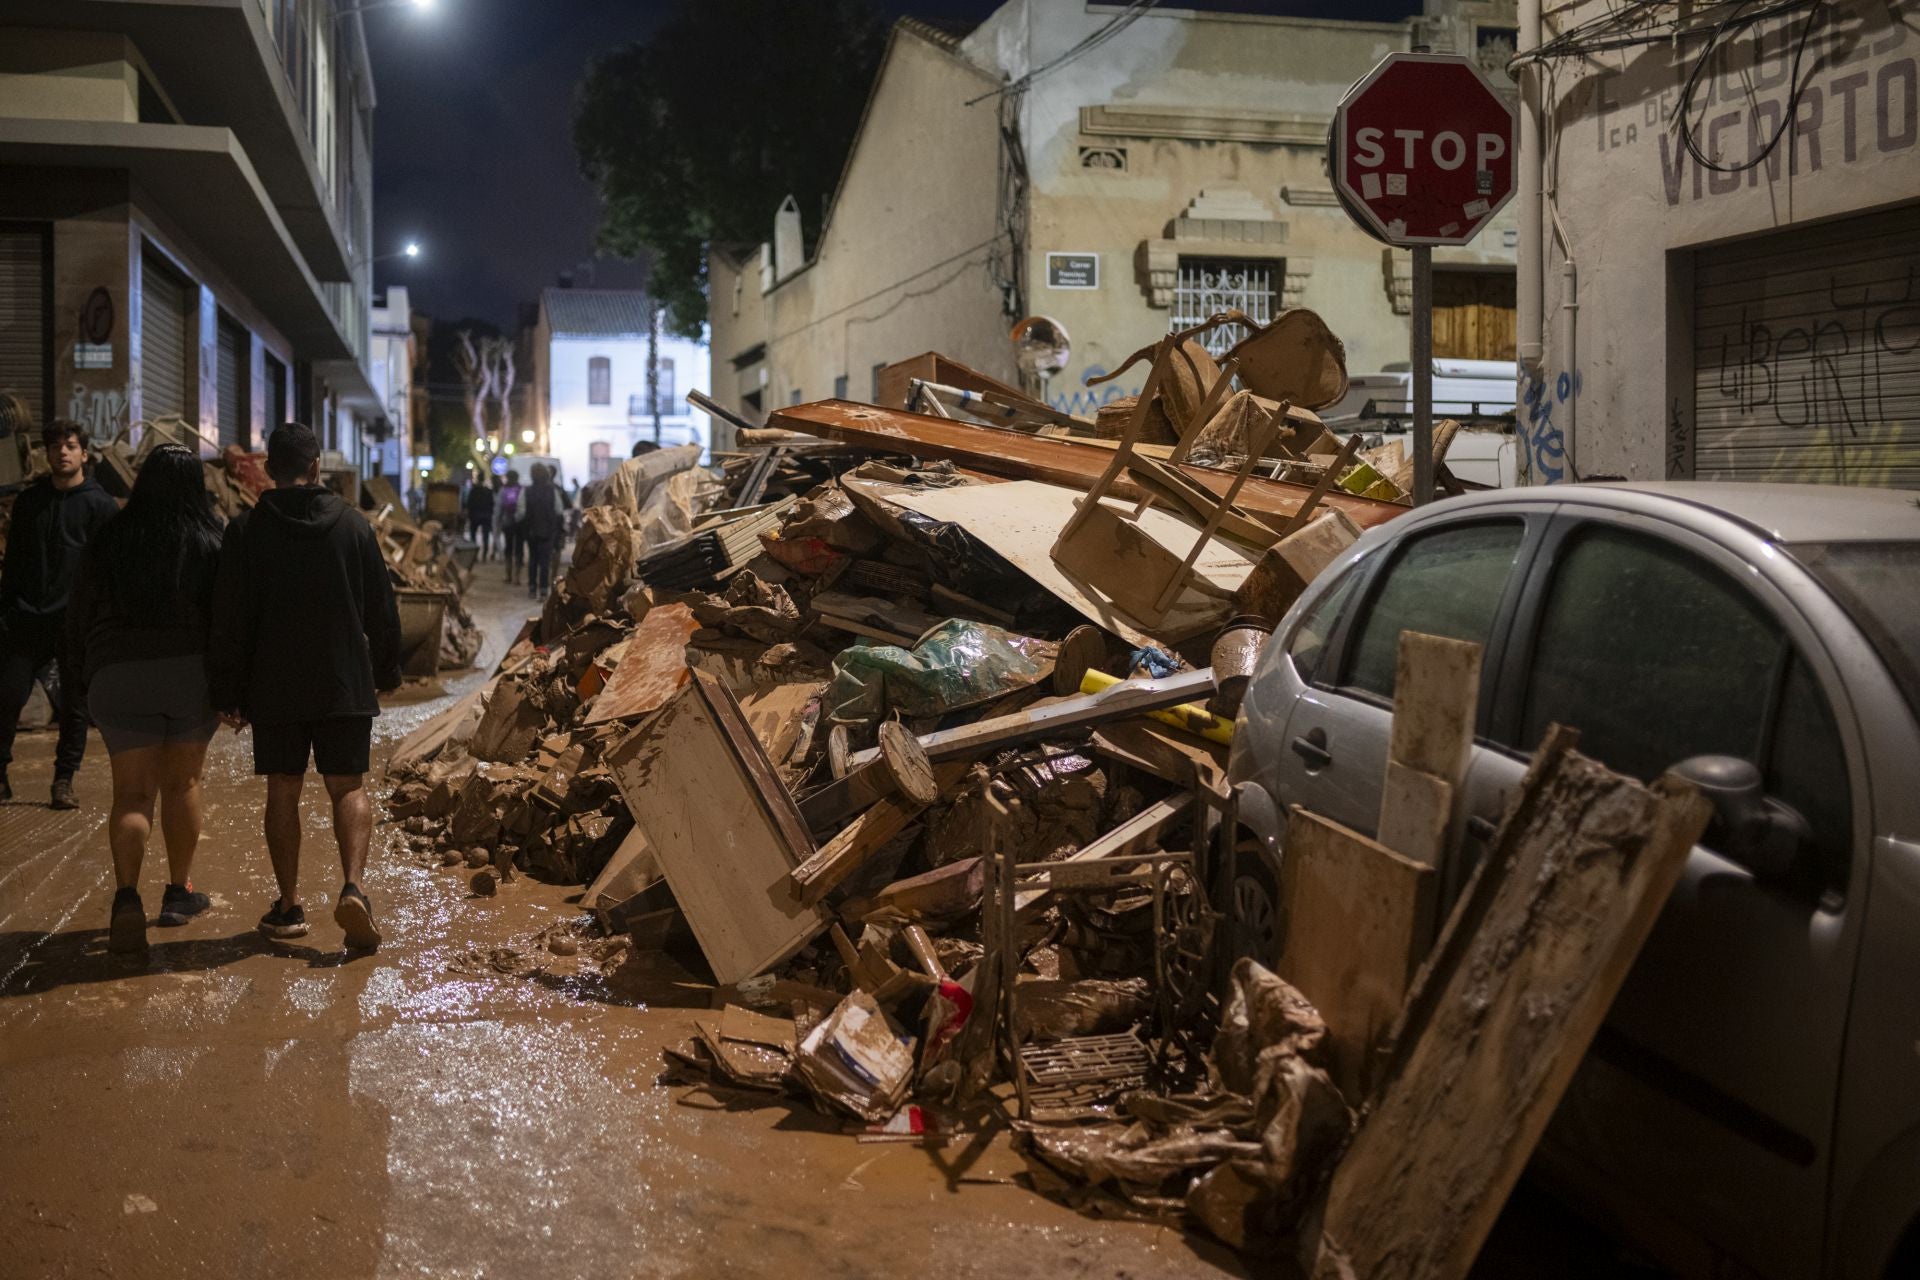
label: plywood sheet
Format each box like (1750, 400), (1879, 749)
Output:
(1280, 808), (1434, 1101)
(584, 603), (699, 725)
(892, 480), (1255, 645)
(606, 680), (828, 984)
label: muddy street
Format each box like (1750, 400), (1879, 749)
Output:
(0, 570), (1237, 1280)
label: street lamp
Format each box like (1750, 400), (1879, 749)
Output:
(358, 241), (421, 269)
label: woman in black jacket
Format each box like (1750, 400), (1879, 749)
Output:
(67, 444), (222, 954)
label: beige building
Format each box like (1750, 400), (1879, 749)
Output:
(708, 1), (1520, 429)
(1516, 0), (1920, 487)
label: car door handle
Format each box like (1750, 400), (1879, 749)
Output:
(1467, 815), (1497, 843)
(1290, 729), (1332, 769)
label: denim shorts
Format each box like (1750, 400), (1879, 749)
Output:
(87, 655), (218, 754)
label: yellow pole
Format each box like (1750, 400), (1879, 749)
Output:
(1078, 669), (1233, 744)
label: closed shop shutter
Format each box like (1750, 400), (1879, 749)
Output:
(140, 257), (190, 424)
(1692, 205), (1920, 487)
(216, 317), (244, 448)
(0, 226), (49, 421)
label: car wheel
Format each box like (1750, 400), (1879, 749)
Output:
(1228, 848), (1280, 969)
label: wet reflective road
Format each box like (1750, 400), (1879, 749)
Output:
(0, 572), (1236, 1280)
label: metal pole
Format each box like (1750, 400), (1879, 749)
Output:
(1411, 244), (1434, 505)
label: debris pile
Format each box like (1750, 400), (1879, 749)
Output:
(381, 309), (1700, 1269)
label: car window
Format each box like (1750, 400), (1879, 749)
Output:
(1519, 526), (1784, 783)
(1343, 521), (1524, 700)
(1766, 654), (1852, 892)
(1287, 555), (1368, 686)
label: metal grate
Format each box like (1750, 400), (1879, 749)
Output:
(1171, 257), (1277, 357)
(1020, 1032), (1151, 1087)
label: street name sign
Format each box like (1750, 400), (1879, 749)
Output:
(1332, 52), (1517, 247)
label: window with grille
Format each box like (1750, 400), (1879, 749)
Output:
(1171, 256), (1278, 357)
(588, 356), (610, 405)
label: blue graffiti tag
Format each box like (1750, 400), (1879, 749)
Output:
(1520, 369), (1580, 484)
(1049, 363), (1138, 417)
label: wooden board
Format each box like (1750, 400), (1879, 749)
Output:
(735, 680), (824, 763)
(1376, 760), (1452, 867)
(892, 480), (1254, 645)
(583, 603), (699, 725)
(768, 398), (1404, 530)
(1312, 730), (1711, 1280)
(386, 681), (488, 776)
(1090, 718), (1229, 800)
(580, 826), (661, 912)
(1388, 631), (1481, 786)
(1279, 808), (1435, 1102)
(605, 676), (828, 984)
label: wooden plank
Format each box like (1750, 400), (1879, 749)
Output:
(1312, 731), (1712, 1280)
(1388, 631), (1482, 786)
(580, 826), (661, 912)
(605, 681), (829, 984)
(767, 398), (1405, 531)
(1012, 793), (1191, 920)
(387, 681), (488, 775)
(1376, 760), (1452, 867)
(1089, 717), (1230, 800)
(691, 669), (816, 865)
(790, 762), (969, 905)
(1279, 808), (1435, 1102)
(583, 603), (699, 725)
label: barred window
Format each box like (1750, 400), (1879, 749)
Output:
(1171, 257), (1278, 357)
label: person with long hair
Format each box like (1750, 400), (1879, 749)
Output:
(66, 444), (222, 954)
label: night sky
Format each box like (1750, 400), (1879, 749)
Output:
(368, 0), (1417, 330)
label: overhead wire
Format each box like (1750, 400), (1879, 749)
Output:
(965, 0), (1163, 105)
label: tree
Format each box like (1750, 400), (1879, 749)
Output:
(573, 0), (888, 338)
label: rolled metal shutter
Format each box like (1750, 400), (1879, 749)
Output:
(140, 257), (190, 424)
(216, 318), (243, 448)
(0, 227), (49, 421)
(1693, 205), (1920, 488)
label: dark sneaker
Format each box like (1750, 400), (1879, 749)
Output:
(109, 887), (147, 955)
(0, 776), (11, 803)
(258, 900), (309, 940)
(157, 882), (210, 927)
(49, 777), (78, 811)
(334, 883), (381, 951)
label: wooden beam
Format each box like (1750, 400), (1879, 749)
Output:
(767, 398), (1404, 531)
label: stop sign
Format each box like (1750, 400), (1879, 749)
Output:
(1332, 53), (1516, 246)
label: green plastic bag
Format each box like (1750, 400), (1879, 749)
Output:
(827, 620), (1052, 725)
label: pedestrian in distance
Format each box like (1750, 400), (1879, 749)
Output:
(520, 462), (565, 600)
(498, 468), (523, 586)
(464, 474), (495, 561)
(0, 416), (118, 809)
(208, 423), (402, 951)
(66, 445), (221, 953)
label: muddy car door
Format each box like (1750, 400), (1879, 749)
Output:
(1463, 510), (1868, 1279)
(1271, 510), (1546, 861)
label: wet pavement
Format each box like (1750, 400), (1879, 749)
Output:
(0, 567), (1240, 1280)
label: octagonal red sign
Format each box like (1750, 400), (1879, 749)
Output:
(1332, 53), (1517, 247)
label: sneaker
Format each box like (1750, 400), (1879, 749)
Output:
(157, 882), (211, 927)
(0, 776), (11, 803)
(49, 777), (78, 810)
(109, 887), (147, 955)
(258, 900), (309, 940)
(334, 883), (382, 951)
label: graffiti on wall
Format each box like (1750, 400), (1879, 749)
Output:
(1520, 368), (1578, 483)
(1048, 364), (1138, 417)
(65, 385), (129, 440)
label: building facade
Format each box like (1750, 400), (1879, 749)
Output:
(707, 1), (1520, 426)
(529, 288), (712, 483)
(0, 0), (384, 472)
(1517, 0), (1920, 487)
(368, 283), (412, 484)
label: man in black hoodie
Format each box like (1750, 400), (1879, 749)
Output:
(208, 423), (402, 950)
(0, 419), (119, 808)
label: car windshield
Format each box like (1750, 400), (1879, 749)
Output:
(1788, 541), (1920, 720)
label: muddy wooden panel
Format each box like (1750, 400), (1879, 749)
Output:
(768, 399), (1403, 530)
(580, 826), (660, 912)
(1388, 631), (1481, 787)
(1313, 734), (1710, 1280)
(791, 762), (969, 905)
(583, 603), (699, 725)
(1279, 808), (1434, 1101)
(606, 680), (828, 984)
(1376, 760), (1452, 868)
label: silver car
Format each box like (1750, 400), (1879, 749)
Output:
(1227, 482), (1920, 1279)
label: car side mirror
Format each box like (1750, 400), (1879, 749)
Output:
(1669, 755), (1811, 883)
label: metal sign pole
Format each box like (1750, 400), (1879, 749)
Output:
(1411, 244), (1434, 505)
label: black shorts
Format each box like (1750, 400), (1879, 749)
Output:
(253, 716), (373, 777)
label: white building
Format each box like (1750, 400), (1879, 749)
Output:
(368, 285), (414, 484)
(529, 289), (711, 483)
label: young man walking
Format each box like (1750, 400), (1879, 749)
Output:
(0, 419), (117, 808)
(208, 423), (402, 950)
(464, 475), (495, 561)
